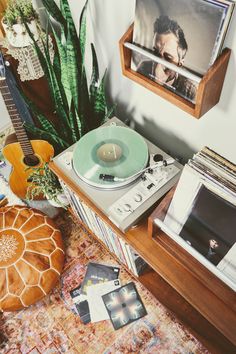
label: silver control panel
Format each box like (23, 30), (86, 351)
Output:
(108, 162), (179, 227)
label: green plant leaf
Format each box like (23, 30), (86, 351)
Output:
(90, 43), (99, 84)
(90, 70), (108, 127)
(22, 19), (50, 81)
(40, 38), (72, 135)
(105, 104), (116, 120)
(68, 99), (79, 143)
(41, 0), (66, 27)
(78, 0), (88, 69)
(90, 43), (99, 105)
(66, 29), (79, 112)
(24, 122), (69, 153)
(18, 88), (69, 143)
(51, 22), (72, 106)
(60, 0), (77, 40)
(36, 114), (58, 138)
(74, 106), (83, 137)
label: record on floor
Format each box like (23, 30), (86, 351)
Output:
(72, 125), (149, 189)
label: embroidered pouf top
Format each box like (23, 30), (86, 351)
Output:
(0, 206), (64, 311)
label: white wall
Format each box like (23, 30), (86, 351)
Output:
(0, 93), (10, 130)
(70, 0), (236, 164)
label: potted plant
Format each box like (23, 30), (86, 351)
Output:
(26, 163), (69, 207)
(2, 0), (39, 47)
(20, 0), (114, 155)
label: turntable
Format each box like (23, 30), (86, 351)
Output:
(72, 124), (149, 189)
(53, 117), (182, 231)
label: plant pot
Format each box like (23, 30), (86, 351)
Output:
(46, 193), (69, 208)
(2, 18), (39, 47)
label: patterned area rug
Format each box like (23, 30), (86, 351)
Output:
(0, 213), (209, 354)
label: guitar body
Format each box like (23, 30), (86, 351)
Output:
(3, 140), (54, 199)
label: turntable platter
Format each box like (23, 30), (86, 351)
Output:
(73, 125), (149, 189)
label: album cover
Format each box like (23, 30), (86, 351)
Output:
(75, 301), (91, 324)
(86, 279), (121, 323)
(70, 285), (91, 324)
(80, 262), (120, 295)
(102, 282), (147, 330)
(131, 0), (234, 103)
(70, 285), (82, 303)
(179, 184), (236, 266)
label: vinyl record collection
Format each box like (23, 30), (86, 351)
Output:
(131, 0), (235, 103)
(160, 146), (236, 290)
(60, 180), (147, 277)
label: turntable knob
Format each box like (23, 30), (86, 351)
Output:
(116, 207), (123, 214)
(134, 193), (142, 202)
(124, 203), (132, 212)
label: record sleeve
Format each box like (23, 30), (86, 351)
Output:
(80, 262), (120, 295)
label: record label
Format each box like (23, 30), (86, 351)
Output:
(73, 125), (149, 189)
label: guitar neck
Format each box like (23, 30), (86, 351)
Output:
(0, 78), (34, 156)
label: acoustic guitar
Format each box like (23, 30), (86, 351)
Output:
(0, 52), (54, 199)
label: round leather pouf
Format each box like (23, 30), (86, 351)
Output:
(0, 206), (65, 311)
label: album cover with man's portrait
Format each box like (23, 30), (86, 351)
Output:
(131, 0), (234, 103)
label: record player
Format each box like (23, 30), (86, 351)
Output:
(53, 117), (182, 231)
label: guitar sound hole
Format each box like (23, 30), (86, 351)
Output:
(23, 155), (40, 167)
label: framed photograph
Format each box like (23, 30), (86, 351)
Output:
(131, 0), (234, 103)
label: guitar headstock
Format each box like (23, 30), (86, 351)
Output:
(0, 52), (6, 80)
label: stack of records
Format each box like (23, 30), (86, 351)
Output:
(162, 146), (236, 290)
(69, 262), (147, 329)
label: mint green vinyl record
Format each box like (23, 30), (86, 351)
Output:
(73, 126), (149, 189)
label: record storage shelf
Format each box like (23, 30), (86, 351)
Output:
(49, 161), (236, 352)
(119, 24), (231, 119)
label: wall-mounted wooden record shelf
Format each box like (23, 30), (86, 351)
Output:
(119, 24), (231, 119)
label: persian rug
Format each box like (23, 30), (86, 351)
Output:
(0, 213), (209, 354)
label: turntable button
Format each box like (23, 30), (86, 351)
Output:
(134, 193), (142, 202)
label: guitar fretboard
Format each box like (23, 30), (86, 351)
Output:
(0, 79), (34, 156)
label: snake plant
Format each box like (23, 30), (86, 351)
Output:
(21, 0), (113, 153)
